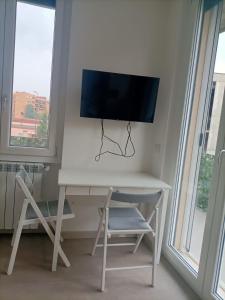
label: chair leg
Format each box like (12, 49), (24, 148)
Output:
(92, 214), (104, 256)
(101, 211), (108, 292)
(11, 225), (18, 247)
(152, 235), (157, 287)
(7, 200), (28, 275)
(152, 208), (159, 287)
(29, 199), (70, 268)
(50, 221), (64, 243)
(133, 233), (144, 254)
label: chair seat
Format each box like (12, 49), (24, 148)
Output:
(107, 207), (151, 231)
(26, 199), (74, 220)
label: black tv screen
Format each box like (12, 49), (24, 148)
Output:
(80, 69), (160, 123)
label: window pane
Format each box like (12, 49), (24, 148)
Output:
(171, 6), (225, 272)
(10, 1), (55, 148)
(186, 72), (223, 264)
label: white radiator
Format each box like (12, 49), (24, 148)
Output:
(0, 163), (44, 230)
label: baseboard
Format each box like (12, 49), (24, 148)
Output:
(0, 229), (97, 238)
(0, 229), (138, 240)
(0, 229), (44, 234)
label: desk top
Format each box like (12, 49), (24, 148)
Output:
(58, 169), (171, 190)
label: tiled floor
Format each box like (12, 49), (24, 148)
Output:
(0, 235), (200, 300)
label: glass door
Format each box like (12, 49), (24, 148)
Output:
(171, 19), (225, 272)
(168, 0), (224, 270)
(216, 225), (225, 299)
(164, 1), (225, 297)
(202, 100), (225, 300)
(202, 86), (225, 300)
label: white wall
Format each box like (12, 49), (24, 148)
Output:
(147, 0), (184, 178)
(60, 0), (187, 232)
(62, 0), (179, 172)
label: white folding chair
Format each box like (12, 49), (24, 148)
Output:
(7, 166), (75, 275)
(92, 188), (163, 291)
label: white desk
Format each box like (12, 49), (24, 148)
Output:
(52, 169), (171, 271)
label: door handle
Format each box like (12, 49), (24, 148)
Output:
(1, 95), (7, 112)
(218, 149), (225, 164)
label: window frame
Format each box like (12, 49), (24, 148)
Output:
(177, 9), (221, 261)
(0, 0), (68, 163)
(163, 1), (225, 298)
(202, 90), (225, 300)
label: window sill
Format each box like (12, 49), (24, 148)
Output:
(0, 153), (59, 164)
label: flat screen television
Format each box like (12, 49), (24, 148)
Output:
(80, 69), (160, 123)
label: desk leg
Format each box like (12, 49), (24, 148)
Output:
(52, 186), (70, 271)
(157, 189), (169, 264)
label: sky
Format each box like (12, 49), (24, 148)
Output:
(214, 31), (225, 74)
(13, 2), (55, 100)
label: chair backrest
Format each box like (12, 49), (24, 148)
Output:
(111, 190), (162, 206)
(16, 166), (34, 200)
(104, 188), (163, 224)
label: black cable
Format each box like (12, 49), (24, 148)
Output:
(95, 119), (135, 161)
(124, 121), (135, 157)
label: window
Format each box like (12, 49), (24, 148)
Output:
(169, 7), (211, 272)
(166, 0), (225, 273)
(164, 1), (225, 299)
(0, 0), (64, 160)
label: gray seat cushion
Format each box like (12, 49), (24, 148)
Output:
(26, 201), (49, 220)
(108, 207), (150, 231)
(26, 199), (73, 220)
(48, 199), (72, 217)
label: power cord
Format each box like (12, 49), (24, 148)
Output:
(95, 119), (135, 161)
